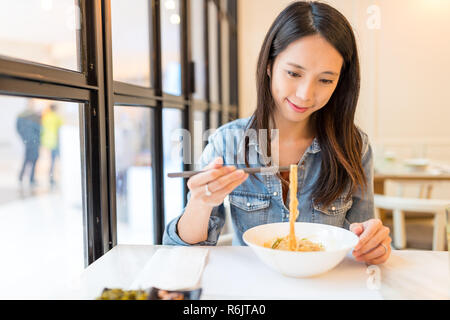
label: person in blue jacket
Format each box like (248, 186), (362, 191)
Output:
(16, 101), (42, 187)
(164, 1), (391, 265)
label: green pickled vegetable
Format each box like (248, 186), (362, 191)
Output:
(272, 237), (283, 249)
(97, 288), (148, 300)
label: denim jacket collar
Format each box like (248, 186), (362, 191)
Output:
(243, 115), (321, 155)
(246, 136), (321, 156)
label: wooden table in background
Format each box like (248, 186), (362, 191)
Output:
(374, 173), (450, 195)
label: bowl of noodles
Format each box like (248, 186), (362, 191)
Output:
(242, 222), (359, 278)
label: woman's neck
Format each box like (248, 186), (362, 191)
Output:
(267, 113), (315, 168)
(271, 113), (315, 143)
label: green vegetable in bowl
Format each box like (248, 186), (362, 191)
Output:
(97, 288), (148, 300)
(271, 237), (283, 249)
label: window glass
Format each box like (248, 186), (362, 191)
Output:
(161, 0), (182, 96)
(111, 0), (152, 87)
(208, 1), (219, 104)
(163, 108), (184, 224)
(0, 96), (84, 298)
(114, 106), (154, 244)
(190, 0), (206, 100)
(210, 109), (220, 129)
(220, 0), (230, 105)
(193, 110), (207, 169)
(0, 0), (81, 71)
(220, 0), (230, 125)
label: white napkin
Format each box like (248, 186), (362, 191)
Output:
(129, 247), (209, 291)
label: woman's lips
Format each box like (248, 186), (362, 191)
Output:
(287, 99), (310, 113)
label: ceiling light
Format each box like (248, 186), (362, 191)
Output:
(170, 14), (180, 25)
(165, 0), (176, 10)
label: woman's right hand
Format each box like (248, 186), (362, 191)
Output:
(187, 157), (249, 208)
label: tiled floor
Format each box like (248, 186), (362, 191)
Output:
(0, 187), (22, 205)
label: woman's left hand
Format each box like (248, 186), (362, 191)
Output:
(350, 219), (392, 265)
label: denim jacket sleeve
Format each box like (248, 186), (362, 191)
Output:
(343, 133), (375, 229)
(162, 130), (226, 246)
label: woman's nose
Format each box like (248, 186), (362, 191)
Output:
(296, 80), (315, 102)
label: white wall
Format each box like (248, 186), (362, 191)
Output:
(238, 0), (450, 198)
(374, 0), (450, 150)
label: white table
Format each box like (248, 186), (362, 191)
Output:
(71, 245), (449, 300)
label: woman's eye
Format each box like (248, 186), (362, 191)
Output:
(287, 71), (300, 78)
(320, 79), (334, 84)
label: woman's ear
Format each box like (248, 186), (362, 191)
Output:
(267, 61), (272, 79)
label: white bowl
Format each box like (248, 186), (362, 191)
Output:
(404, 158), (429, 171)
(243, 222), (359, 278)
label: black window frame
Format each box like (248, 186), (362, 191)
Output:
(0, 0), (239, 266)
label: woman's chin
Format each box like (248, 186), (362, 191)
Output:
(285, 109), (312, 122)
(274, 106), (313, 125)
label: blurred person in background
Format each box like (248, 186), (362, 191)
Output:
(41, 104), (63, 188)
(16, 100), (42, 187)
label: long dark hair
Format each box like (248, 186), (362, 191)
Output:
(245, 1), (366, 207)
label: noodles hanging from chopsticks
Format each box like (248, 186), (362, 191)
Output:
(288, 164), (299, 250)
(263, 164), (324, 252)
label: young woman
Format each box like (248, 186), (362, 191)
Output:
(163, 1), (391, 265)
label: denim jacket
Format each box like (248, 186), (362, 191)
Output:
(163, 116), (374, 246)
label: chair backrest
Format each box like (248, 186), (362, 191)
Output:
(394, 181), (435, 199)
(374, 194), (450, 213)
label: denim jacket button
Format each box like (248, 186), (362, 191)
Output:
(273, 192), (278, 196)
(246, 202), (251, 207)
(331, 206), (336, 211)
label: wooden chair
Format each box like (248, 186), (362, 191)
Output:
(374, 194), (449, 251)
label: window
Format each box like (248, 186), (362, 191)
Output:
(220, 0), (230, 123)
(0, 96), (84, 298)
(193, 110), (207, 168)
(190, 0), (207, 101)
(163, 107), (184, 225)
(0, 0), (82, 71)
(208, 0), (220, 104)
(114, 106), (154, 244)
(210, 109), (220, 129)
(0, 1), (239, 293)
(111, 0), (152, 87)
(161, 0), (182, 96)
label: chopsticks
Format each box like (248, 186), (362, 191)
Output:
(167, 166), (291, 178)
